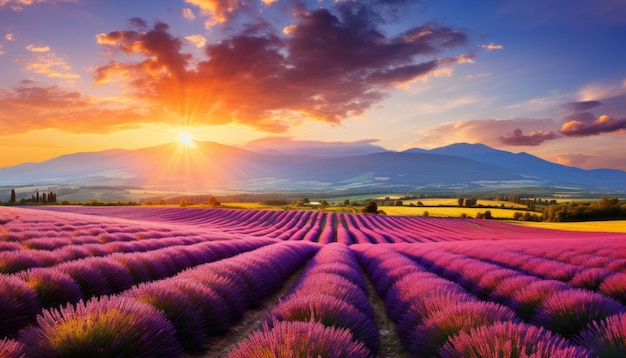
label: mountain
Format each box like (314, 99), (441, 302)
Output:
(406, 143), (626, 190)
(1, 141), (625, 194)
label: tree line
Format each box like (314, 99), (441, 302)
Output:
(6, 189), (57, 205)
(542, 198), (626, 222)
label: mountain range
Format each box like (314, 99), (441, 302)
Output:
(1, 141), (625, 194)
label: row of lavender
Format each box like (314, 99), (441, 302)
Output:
(0, 236), (276, 338)
(35, 206), (626, 244)
(3, 236), (626, 356)
(1, 241), (320, 357)
(3, 207), (626, 356)
(362, 238), (626, 356)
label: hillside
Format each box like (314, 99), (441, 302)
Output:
(0, 141), (625, 193)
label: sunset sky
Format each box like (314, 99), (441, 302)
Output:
(1, 0), (625, 170)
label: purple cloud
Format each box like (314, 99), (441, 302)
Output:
(561, 100), (602, 112)
(498, 128), (558, 146)
(560, 114), (626, 137)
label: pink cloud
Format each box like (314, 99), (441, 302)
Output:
(548, 153), (595, 167)
(415, 118), (558, 148)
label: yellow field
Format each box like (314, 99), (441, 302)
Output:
(509, 220), (626, 233)
(401, 198), (528, 209)
(379, 206), (524, 219)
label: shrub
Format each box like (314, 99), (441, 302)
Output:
(0, 338), (24, 358)
(265, 294), (380, 353)
(0, 275), (41, 337)
(401, 301), (519, 356)
(600, 273), (626, 304)
(510, 280), (572, 319)
(228, 321), (371, 358)
(533, 289), (625, 338)
(18, 268), (82, 308)
(20, 296), (181, 357)
(124, 282), (207, 350)
(575, 312), (626, 357)
(439, 321), (591, 358)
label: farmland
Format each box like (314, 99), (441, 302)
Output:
(1, 206), (626, 357)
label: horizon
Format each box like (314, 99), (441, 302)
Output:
(1, 1), (625, 171)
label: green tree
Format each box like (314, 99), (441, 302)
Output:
(362, 201), (378, 214)
(458, 198), (464, 207)
(9, 189), (16, 204)
(208, 196), (221, 207)
(343, 199), (350, 206)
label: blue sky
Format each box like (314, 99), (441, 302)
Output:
(0, 0), (625, 170)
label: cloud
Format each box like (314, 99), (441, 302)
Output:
(0, 84), (151, 134)
(5, 33), (14, 41)
(184, 0), (246, 25)
(560, 114), (626, 137)
(0, 45), (3, 55)
(94, 6), (471, 133)
(26, 44), (51, 52)
(22, 53), (80, 79)
(182, 7), (196, 21)
(481, 42), (503, 50)
(548, 153), (595, 167)
(246, 137), (385, 156)
(0, 0), (76, 11)
(561, 100), (602, 112)
(498, 128), (558, 146)
(414, 118), (558, 148)
(185, 34), (207, 48)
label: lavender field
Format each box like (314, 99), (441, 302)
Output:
(1, 206), (626, 357)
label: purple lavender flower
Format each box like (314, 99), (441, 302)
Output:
(575, 312), (626, 357)
(439, 321), (591, 358)
(0, 338), (25, 358)
(19, 295), (182, 357)
(18, 267), (82, 308)
(228, 321), (372, 358)
(534, 289), (625, 338)
(0, 275), (41, 337)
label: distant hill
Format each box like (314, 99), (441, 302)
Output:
(1, 141), (625, 193)
(407, 143), (626, 191)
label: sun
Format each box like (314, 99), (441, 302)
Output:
(177, 131), (195, 147)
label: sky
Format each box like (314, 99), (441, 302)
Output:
(1, 0), (625, 170)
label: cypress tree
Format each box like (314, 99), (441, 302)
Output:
(10, 189), (16, 203)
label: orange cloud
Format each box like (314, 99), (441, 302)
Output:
(184, 0), (243, 25)
(5, 33), (14, 41)
(560, 114), (626, 137)
(26, 44), (50, 52)
(94, 11), (471, 133)
(182, 7), (196, 21)
(0, 84), (153, 134)
(549, 153), (595, 167)
(185, 34), (207, 48)
(23, 53), (80, 79)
